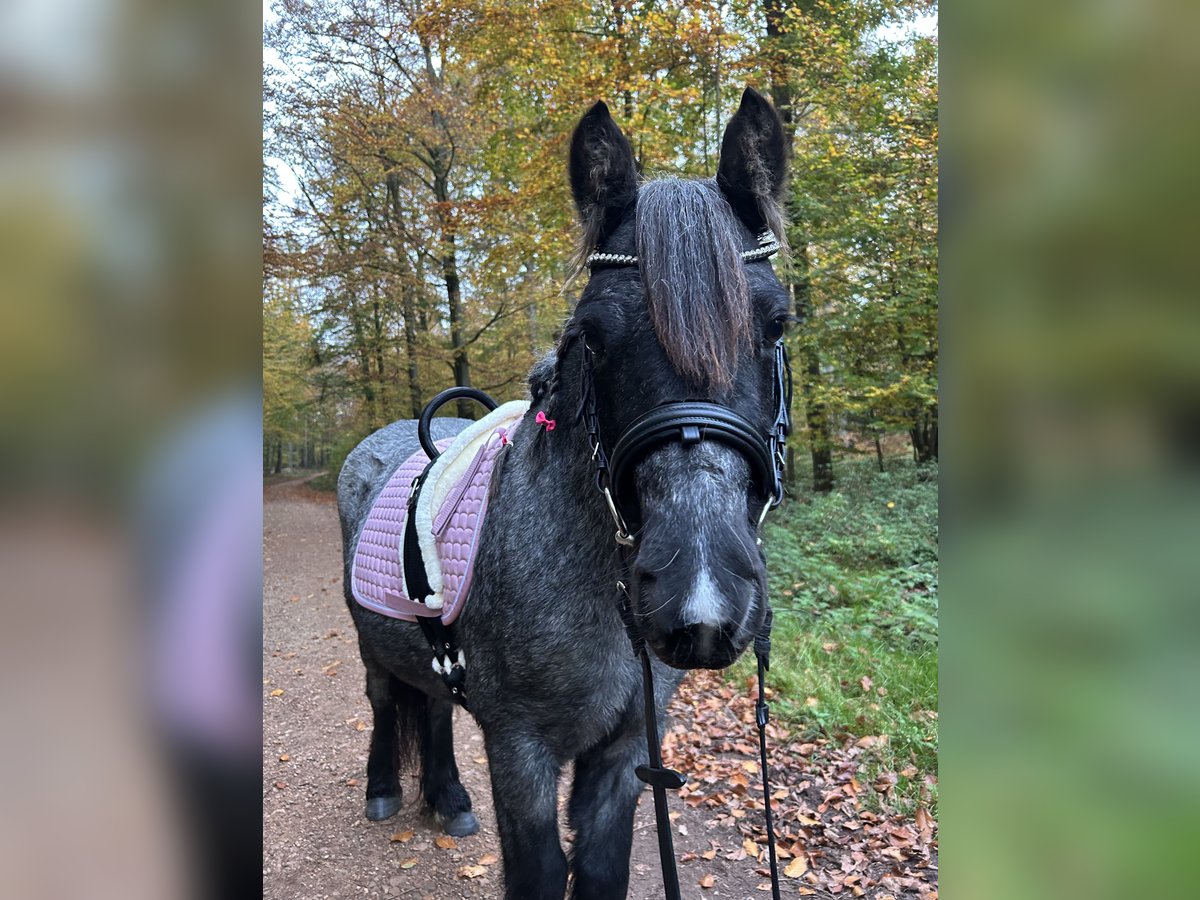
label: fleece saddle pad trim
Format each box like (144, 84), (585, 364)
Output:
(351, 400), (528, 624)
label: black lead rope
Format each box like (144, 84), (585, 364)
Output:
(755, 610), (782, 900)
(617, 533), (782, 899)
(627, 599), (783, 900)
(636, 647), (686, 900)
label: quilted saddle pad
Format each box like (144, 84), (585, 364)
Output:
(351, 401), (528, 625)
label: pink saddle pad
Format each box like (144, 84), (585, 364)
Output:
(350, 429), (508, 625)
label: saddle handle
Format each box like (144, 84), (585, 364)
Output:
(418, 387), (499, 461)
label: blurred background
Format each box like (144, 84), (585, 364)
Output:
(0, 0), (1196, 897)
(0, 0), (260, 898)
(943, 1), (1200, 898)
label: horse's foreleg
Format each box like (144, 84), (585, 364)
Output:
(567, 716), (644, 900)
(362, 659), (405, 821)
(486, 734), (568, 900)
(418, 697), (479, 836)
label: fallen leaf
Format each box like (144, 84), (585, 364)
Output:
(458, 865), (487, 879)
(784, 855), (808, 878)
(270, 689), (284, 697)
(478, 853), (499, 866)
(435, 835), (458, 850)
(743, 838), (759, 856)
(355, 721), (366, 732)
(915, 807), (934, 842)
(345, 778), (359, 787)
(855, 735), (888, 749)
(701, 848), (717, 860)
(860, 676), (873, 692)
(698, 874), (716, 888)
(389, 830), (414, 843)
(273, 781), (286, 790)
(399, 858), (417, 870)
(278, 753), (290, 762)
(474, 756), (487, 764)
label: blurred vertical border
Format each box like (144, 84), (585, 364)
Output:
(0, 0), (261, 898)
(943, 0), (1200, 898)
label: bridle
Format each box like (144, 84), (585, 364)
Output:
(577, 229), (792, 900)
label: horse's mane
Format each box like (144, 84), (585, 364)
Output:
(635, 177), (752, 391)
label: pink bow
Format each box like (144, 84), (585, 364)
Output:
(535, 410), (556, 432)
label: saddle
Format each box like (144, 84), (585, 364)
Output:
(351, 400), (528, 625)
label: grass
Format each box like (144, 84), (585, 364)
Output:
(734, 455), (939, 811)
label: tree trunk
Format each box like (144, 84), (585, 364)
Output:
(371, 289), (387, 422)
(273, 441), (282, 475)
(383, 170), (425, 418)
(911, 404), (938, 464)
(795, 247), (834, 493)
(765, 0), (834, 493)
(875, 434), (884, 472)
(435, 176), (473, 419)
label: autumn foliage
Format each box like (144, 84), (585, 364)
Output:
(263, 0), (937, 488)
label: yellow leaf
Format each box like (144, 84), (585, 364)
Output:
(743, 838), (759, 857)
(270, 689), (284, 697)
(399, 857), (417, 869)
(389, 830), (414, 843)
(458, 865), (487, 879)
(435, 835), (458, 850)
(698, 873), (716, 888)
(278, 753), (290, 762)
(784, 855), (808, 878)
(478, 853), (499, 866)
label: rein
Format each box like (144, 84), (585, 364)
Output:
(578, 233), (791, 900)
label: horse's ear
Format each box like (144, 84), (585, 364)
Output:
(569, 101), (639, 248)
(717, 87), (788, 235)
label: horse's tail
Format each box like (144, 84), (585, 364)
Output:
(390, 674), (427, 777)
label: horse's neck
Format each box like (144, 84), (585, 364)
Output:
(500, 422), (614, 553)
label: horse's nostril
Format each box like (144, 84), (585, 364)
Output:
(650, 622), (742, 670)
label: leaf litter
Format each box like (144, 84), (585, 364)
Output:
(661, 670), (937, 898)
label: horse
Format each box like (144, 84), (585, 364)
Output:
(337, 86), (791, 900)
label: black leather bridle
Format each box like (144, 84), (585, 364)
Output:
(577, 235), (792, 900)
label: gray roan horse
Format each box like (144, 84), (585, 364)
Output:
(338, 87), (791, 899)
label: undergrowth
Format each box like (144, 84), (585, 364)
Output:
(736, 455), (939, 812)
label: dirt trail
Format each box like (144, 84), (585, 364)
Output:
(263, 476), (772, 899)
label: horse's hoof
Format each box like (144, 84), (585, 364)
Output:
(365, 795), (402, 821)
(441, 811), (479, 837)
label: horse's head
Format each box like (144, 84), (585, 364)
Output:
(560, 87), (791, 670)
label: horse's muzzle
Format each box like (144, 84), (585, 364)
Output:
(646, 621), (747, 670)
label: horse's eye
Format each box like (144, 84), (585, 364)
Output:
(584, 332), (605, 357)
(764, 317), (786, 343)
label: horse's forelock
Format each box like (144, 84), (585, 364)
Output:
(635, 178), (751, 391)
